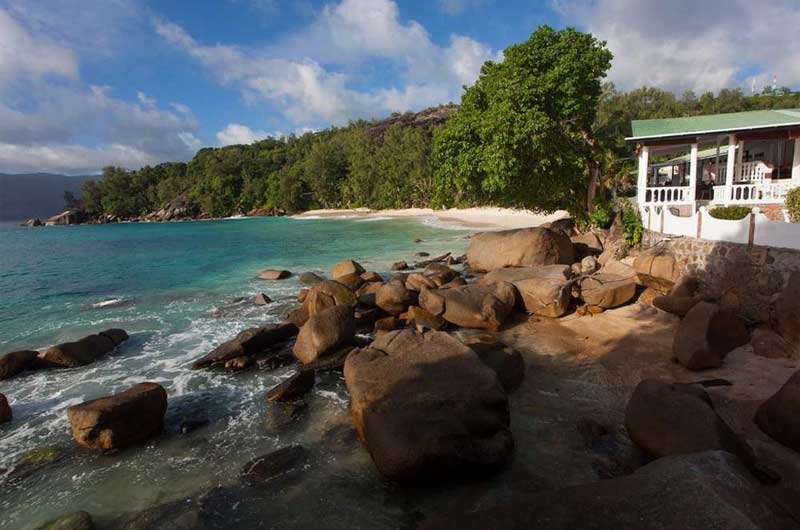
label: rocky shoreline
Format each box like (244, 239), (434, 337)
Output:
(2, 218), (800, 529)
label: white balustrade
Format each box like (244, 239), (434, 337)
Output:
(712, 181), (799, 205)
(643, 186), (691, 205)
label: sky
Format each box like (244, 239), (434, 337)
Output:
(1, 0), (799, 175)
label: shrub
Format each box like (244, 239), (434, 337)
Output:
(708, 205), (752, 220)
(620, 201), (642, 247)
(786, 187), (800, 222)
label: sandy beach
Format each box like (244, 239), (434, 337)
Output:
(293, 206), (570, 230)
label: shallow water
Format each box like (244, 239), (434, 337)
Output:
(0, 217), (473, 529)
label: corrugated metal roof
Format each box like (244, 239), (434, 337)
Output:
(628, 108), (800, 141)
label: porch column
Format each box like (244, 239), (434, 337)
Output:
(736, 140), (744, 180)
(688, 142), (698, 211)
(637, 145), (650, 206)
(725, 134), (737, 202)
(793, 138), (800, 181)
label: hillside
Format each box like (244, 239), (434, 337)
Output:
(0, 173), (96, 221)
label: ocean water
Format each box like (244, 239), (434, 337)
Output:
(0, 217), (472, 529)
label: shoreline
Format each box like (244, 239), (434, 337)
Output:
(293, 206), (570, 230)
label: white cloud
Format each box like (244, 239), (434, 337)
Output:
(216, 124), (271, 146)
(155, 0), (496, 127)
(552, 0), (800, 94)
(0, 7), (201, 174)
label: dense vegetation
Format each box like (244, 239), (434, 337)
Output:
(75, 26), (800, 222)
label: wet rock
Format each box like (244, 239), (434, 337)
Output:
(625, 379), (743, 458)
(755, 369), (800, 452)
(298, 345), (354, 372)
(772, 271), (800, 354)
(292, 305), (355, 364)
(417, 451), (795, 530)
(416, 251), (430, 257)
(633, 246), (679, 293)
(673, 302), (749, 370)
(67, 382), (168, 451)
(41, 329), (129, 368)
(253, 293), (272, 306)
(224, 355), (253, 371)
(344, 329), (513, 482)
(480, 265), (571, 318)
(375, 279), (417, 315)
(0, 349), (41, 380)
(331, 259), (365, 279)
(192, 322), (298, 369)
(179, 415), (209, 435)
(33, 511), (94, 530)
(0, 393), (11, 423)
(466, 227), (574, 272)
(652, 295), (700, 317)
(335, 272), (365, 290)
(255, 350), (295, 372)
(304, 280), (358, 316)
(110, 497), (206, 530)
(6, 446), (65, 482)
(403, 306), (447, 331)
(265, 399), (307, 430)
(266, 370), (315, 402)
(240, 445), (309, 486)
(321, 423), (359, 449)
(751, 326), (793, 359)
(419, 282), (516, 331)
(256, 269), (291, 280)
(463, 336), (524, 393)
(299, 271), (325, 285)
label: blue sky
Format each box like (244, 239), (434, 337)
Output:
(1, 0), (799, 174)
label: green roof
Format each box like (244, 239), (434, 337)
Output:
(628, 108), (800, 141)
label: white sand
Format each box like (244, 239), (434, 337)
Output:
(293, 206), (569, 230)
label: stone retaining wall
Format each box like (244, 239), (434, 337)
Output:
(642, 229), (800, 323)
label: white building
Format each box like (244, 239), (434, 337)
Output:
(628, 108), (800, 219)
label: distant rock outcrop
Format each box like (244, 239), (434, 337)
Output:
(365, 104), (457, 138)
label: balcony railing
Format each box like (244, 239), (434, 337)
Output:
(643, 186), (691, 206)
(712, 181), (798, 204)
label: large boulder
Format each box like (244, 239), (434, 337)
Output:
(292, 305), (355, 364)
(624, 379), (743, 459)
(266, 370), (315, 402)
(417, 451), (795, 530)
(633, 246), (680, 293)
(344, 329), (513, 482)
(375, 279), (417, 316)
(755, 370), (800, 452)
(672, 302), (749, 370)
(67, 382), (167, 451)
(772, 271), (800, 354)
(466, 227), (574, 272)
(652, 295), (700, 317)
(580, 262), (637, 309)
(41, 329), (129, 368)
(480, 265), (572, 318)
(751, 326), (793, 359)
(192, 322), (298, 369)
(304, 280), (358, 316)
(571, 231), (603, 257)
(331, 259), (365, 279)
(0, 349), (42, 380)
(299, 271), (325, 285)
(0, 393), (11, 423)
(419, 282), (516, 331)
(463, 336), (525, 393)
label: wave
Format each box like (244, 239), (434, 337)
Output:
(80, 298), (134, 310)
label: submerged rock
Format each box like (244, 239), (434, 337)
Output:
(67, 382), (167, 451)
(756, 369), (800, 452)
(672, 302), (749, 370)
(0, 392), (11, 423)
(466, 227), (574, 272)
(41, 329), (129, 368)
(344, 329), (512, 483)
(240, 445), (309, 487)
(265, 399), (308, 431)
(33, 511), (94, 530)
(292, 305), (355, 364)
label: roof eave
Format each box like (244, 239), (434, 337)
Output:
(626, 121), (800, 143)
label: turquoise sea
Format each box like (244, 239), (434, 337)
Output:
(0, 216), (471, 529)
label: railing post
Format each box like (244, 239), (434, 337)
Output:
(725, 134), (737, 204)
(688, 142), (698, 213)
(697, 206), (704, 239)
(748, 208), (758, 246)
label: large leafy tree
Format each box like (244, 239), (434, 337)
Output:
(432, 26), (612, 214)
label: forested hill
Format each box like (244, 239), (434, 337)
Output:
(0, 173), (95, 221)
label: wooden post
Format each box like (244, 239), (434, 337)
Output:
(688, 142), (698, 212)
(697, 207), (703, 239)
(725, 134), (737, 203)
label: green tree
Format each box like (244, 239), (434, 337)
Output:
(432, 26), (612, 214)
